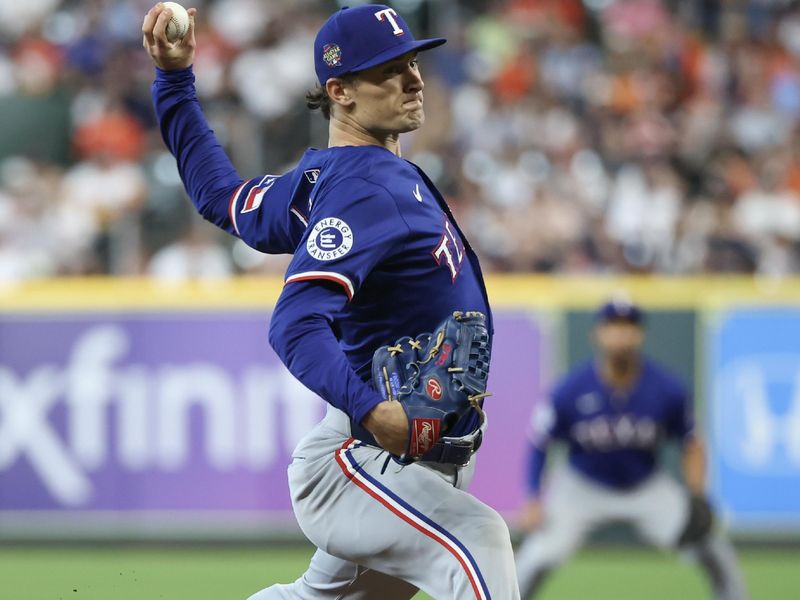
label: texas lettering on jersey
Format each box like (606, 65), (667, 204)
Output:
(570, 414), (660, 452)
(433, 218), (465, 282)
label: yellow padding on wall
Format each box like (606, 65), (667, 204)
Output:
(0, 275), (799, 312)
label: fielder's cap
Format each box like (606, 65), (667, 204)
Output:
(314, 4), (446, 85)
(595, 299), (644, 325)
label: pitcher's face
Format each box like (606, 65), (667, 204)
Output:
(349, 51), (425, 135)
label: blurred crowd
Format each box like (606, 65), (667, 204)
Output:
(3, 0), (800, 280)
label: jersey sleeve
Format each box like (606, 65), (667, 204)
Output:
(228, 173), (307, 254)
(667, 379), (695, 441)
(527, 399), (557, 448)
(284, 178), (408, 301)
(268, 279), (385, 422)
(525, 445), (548, 497)
(524, 398), (555, 497)
(536, 378), (573, 443)
(153, 66), (301, 254)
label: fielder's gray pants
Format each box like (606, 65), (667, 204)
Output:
(515, 464), (749, 600)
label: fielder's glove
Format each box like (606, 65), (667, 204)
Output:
(677, 494), (714, 546)
(371, 311), (491, 463)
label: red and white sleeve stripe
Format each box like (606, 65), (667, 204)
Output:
(285, 271), (355, 301)
(227, 181), (248, 236)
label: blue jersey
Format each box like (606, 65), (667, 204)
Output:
(153, 66), (491, 437)
(276, 145), (490, 373)
(528, 358), (693, 492)
(265, 146), (491, 436)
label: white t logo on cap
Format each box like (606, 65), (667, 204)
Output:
(374, 8), (404, 36)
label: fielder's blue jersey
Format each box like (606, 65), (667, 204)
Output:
(529, 358), (693, 490)
(153, 66), (491, 437)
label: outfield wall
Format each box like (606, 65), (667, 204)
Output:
(0, 276), (798, 540)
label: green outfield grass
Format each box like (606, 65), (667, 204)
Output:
(0, 544), (796, 599)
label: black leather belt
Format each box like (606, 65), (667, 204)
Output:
(349, 419), (483, 467)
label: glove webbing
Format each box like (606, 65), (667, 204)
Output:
(400, 315), (492, 419)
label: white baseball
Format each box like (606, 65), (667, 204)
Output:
(163, 2), (189, 43)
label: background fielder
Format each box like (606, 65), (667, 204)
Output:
(515, 300), (749, 600)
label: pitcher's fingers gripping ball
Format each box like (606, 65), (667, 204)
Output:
(162, 1), (189, 42)
(142, 2), (196, 72)
(372, 311), (491, 463)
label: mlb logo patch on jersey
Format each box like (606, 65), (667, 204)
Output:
(304, 169), (320, 184)
(306, 217), (353, 261)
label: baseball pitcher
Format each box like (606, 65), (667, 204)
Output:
(142, 3), (518, 598)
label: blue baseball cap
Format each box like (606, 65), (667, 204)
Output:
(314, 4), (446, 85)
(595, 300), (644, 325)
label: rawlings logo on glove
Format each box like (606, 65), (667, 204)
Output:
(412, 419), (439, 455)
(371, 311), (491, 463)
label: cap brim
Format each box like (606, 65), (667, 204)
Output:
(595, 311), (643, 325)
(598, 316), (642, 325)
(348, 37), (446, 75)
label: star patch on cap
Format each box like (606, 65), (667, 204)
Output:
(322, 43), (342, 68)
